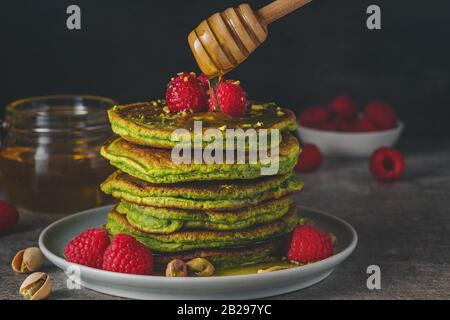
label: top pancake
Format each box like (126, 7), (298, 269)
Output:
(100, 132), (300, 184)
(108, 100), (297, 148)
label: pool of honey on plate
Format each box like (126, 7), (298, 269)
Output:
(0, 95), (116, 213)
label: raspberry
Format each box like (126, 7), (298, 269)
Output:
(0, 201), (19, 234)
(298, 107), (329, 128)
(64, 228), (110, 269)
(295, 144), (322, 173)
(102, 234), (153, 275)
(329, 95), (357, 120)
(209, 80), (247, 116)
(111, 233), (136, 246)
(165, 72), (207, 113)
(353, 116), (378, 132)
(365, 101), (397, 130)
(288, 225), (333, 263)
(370, 147), (405, 182)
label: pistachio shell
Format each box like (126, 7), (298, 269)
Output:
(12, 247), (44, 273)
(20, 272), (52, 300)
(186, 258), (215, 277)
(11, 249), (25, 273)
(165, 259), (187, 277)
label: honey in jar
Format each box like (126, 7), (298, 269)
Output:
(0, 95), (116, 213)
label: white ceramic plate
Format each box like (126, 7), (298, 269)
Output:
(39, 204), (357, 300)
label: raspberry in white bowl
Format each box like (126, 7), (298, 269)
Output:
(297, 97), (403, 157)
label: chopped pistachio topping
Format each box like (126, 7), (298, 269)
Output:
(251, 104), (266, 111)
(162, 106), (170, 113)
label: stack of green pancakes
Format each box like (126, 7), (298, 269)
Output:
(100, 100), (303, 271)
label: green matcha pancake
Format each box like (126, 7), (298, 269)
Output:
(100, 133), (300, 184)
(116, 196), (292, 234)
(153, 239), (287, 271)
(105, 204), (298, 252)
(108, 100), (297, 148)
(101, 170), (303, 210)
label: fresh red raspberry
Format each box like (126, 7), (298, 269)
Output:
(0, 201), (19, 234)
(102, 234), (153, 275)
(209, 80), (247, 116)
(329, 95), (357, 120)
(165, 72), (207, 113)
(64, 228), (110, 269)
(299, 107), (329, 127)
(353, 116), (378, 132)
(370, 147), (405, 182)
(295, 143), (322, 173)
(288, 225), (333, 263)
(364, 101), (397, 130)
(110, 233), (136, 246)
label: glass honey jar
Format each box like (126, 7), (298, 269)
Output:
(0, 95), (116, 213)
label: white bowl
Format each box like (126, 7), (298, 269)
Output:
(297, 122), (404, 158)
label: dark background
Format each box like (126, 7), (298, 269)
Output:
(0, 0), (449, 137)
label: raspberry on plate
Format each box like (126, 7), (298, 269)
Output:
(0, 200), (19, 234)
(298, 106), (329, 127)
(209, 80), (247, 116)
(288, 225), (333, 263)
(365, 101), (397, 130)
(64, 228), (110, 269)
(103, 234), (153, 275)
(165, 72), (207, 113)
(370, 147), (405, 182)
(329, 95), (357, 120)
(295, 143), (322, 173)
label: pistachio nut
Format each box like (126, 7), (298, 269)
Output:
(12, 247), (44, 273)
(186, 258), (215, 277)
(19, 272), (52, 300)
(166, 259), (188, 277)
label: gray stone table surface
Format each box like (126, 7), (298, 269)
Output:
(1, 138), (449, 300)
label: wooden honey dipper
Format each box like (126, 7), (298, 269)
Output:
(188, 0), (312, 78)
